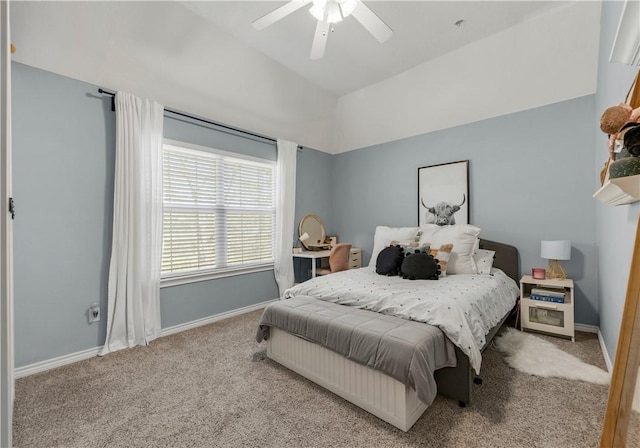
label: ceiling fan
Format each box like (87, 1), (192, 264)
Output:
(252, 0), (393, 60)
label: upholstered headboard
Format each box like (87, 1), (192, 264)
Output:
(478, 239), (520, 283)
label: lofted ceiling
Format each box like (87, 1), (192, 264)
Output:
(12, 1), (570, 97)
(10, 0), (586, 153)
(181, 1), (569, 95)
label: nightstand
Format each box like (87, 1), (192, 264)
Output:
(520, 275), (575, 342)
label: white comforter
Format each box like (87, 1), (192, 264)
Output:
(283, 267), (519, 374)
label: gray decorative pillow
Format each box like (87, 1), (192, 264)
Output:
(390, 240), (430, 257)
(399, 244), (430, 256)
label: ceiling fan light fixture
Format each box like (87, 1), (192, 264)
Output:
(253, 0), (391, 60)
(309, 0), (326, 21)
(310, 0), (357, 24)
(326, 2), (343, 23)
(339, 0), (358, 18)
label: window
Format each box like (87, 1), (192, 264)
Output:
(161, 140), (276, 284)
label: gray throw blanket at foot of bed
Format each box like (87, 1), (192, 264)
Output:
(256, 296), (457, 405)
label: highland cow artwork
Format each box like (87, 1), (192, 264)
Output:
(418, 160), (469, 226)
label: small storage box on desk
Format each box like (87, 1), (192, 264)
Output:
(520, 275), (575, 342)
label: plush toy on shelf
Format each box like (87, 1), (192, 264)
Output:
(619, 121), (640, 156)
(599, 103), (640, 183)
(601, 103), (640, 152)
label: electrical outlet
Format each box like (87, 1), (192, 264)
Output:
(89, 303), (100, 324)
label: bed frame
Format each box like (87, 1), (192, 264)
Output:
(266, 239), (519, 431)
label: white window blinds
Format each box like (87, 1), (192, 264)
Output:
(162, 142), (275, 277)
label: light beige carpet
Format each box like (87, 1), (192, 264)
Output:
(13, 310), (640, 447)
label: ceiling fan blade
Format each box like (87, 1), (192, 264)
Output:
(351, 2), (393, 43)
(252, 0), (312, 31)
(310, 20), (330, 60)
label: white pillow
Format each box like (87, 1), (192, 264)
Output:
(474, 248), (496, 275)
(418, 224), (481, 274)
(369, 226), (420, 267)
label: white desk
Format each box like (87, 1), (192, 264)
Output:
(293, 250), (332, 278)
(292, 248), (362, 279)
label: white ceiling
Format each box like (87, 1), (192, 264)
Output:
(10, 0), (587, 153)
(181, 1), (569, 95)
(12, 1), (570, 97)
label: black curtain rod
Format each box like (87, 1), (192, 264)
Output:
(97, 88), (285, 146)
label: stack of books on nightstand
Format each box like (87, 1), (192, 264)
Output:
(530, 286), (566, 303)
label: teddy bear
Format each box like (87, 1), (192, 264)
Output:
(599, 103), (640, 183)
(600, 103), (640, 154)
(601, 103), (635, 133)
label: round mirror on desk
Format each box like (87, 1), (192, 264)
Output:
(298, 214), (328, 250)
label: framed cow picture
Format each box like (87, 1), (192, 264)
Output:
(418, 160), (469, 226)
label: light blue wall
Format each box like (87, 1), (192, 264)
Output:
(293, 147), (334, 281)
(12, 63), (332, 366)
(296, 146), (334, 237)
(160, 271), (278, 329)
(12, 63), (115, 366)
(15, 17), (628, 364)
(332, 96), (599, 326)
(594, 0), (640, 359)
(164, 115), (277, 161)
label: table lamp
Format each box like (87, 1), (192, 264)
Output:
(540, 240), (571, 280)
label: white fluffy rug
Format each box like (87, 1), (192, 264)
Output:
(494, 328), (610, 385)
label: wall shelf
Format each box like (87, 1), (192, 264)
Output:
(593, 174), (640, 206)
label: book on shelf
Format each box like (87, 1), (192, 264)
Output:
(529, 293), (565, 303)
(531, 287), (565, 298)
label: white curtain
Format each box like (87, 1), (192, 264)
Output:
(100, 92), (164, 355)
(274, 139), (297, 297)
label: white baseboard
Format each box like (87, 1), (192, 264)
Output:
(595, 330), (640, 413)
(574, 323), (599, 333)
(593, 328), (640, 413)
(15, 298), (278, 379)
(17, 306), (612, 384)
(159, 298), (278, 338)
(597, 329), (613, 373)
(594, 330), (640, 413)
(15, 346), (103, 379)
(573, 324), (611, 373)
(574, 324), (613, 375)
(575, 324), (612, 374)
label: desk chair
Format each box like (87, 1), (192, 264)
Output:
(316, 243), (352, 276)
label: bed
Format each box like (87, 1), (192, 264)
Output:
(257, 235), (520, 431)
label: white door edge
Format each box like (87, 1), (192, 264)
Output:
(0, 1), (15, 446)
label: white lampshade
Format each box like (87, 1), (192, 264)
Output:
(299, 232), (310, 243)
(541, 240), (571, 261)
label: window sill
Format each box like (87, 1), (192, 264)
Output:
(160, 263), (274, 288)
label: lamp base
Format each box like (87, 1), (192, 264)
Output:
(546, 260), (567, 280)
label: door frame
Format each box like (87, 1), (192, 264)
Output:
(0, 0), (15, 446)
